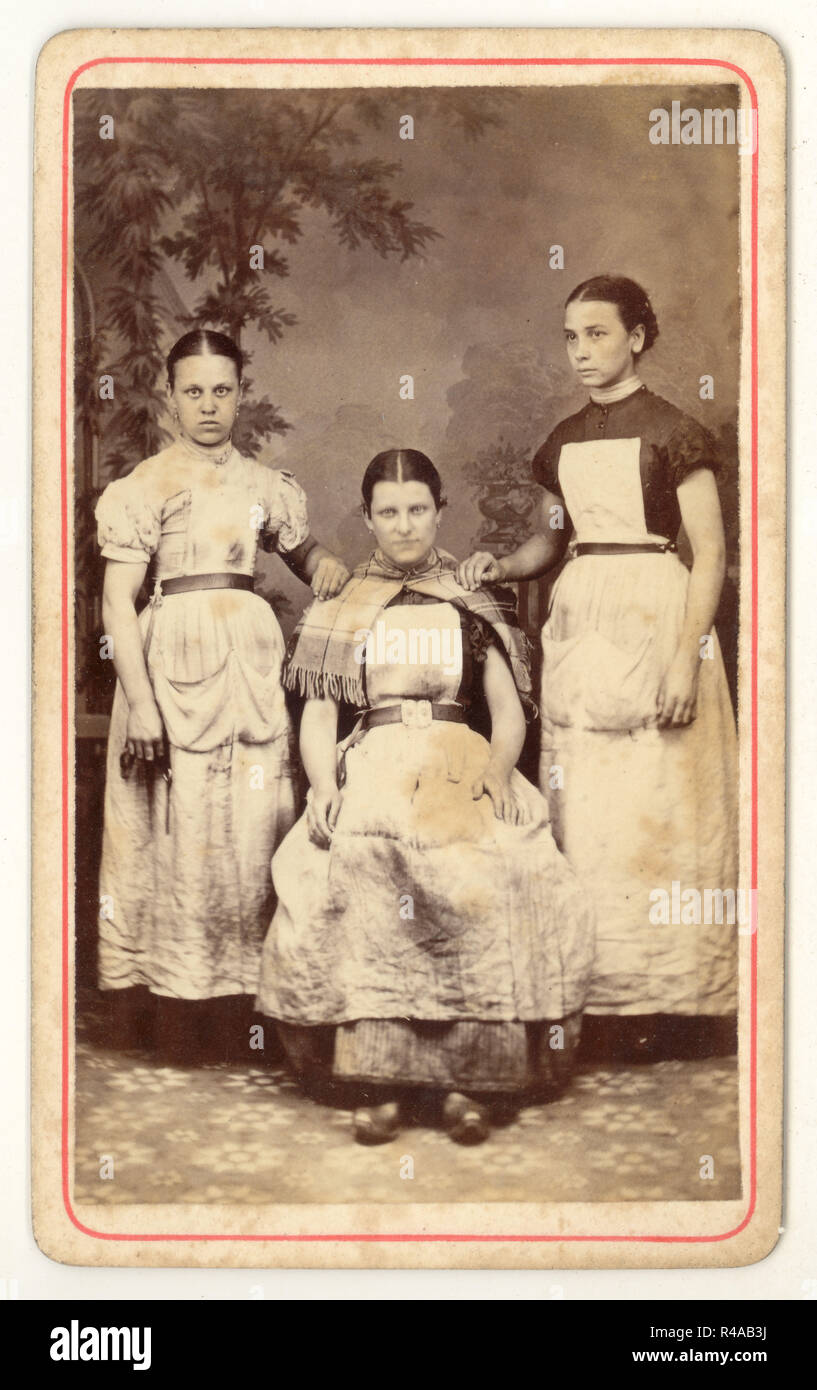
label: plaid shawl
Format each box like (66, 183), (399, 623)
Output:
(283, 548), (534, 711)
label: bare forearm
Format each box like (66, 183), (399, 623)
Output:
(300, 698), (340, 790)
(483, 649), (526, 774)
(488, 708), (526, 777)
(676, 548), (726, 663)
(102, 597), (155, 709)
(674, 470), (727, 668)
(496, 530), (567, 582)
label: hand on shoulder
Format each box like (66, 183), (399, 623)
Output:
(456, 552), (506, 591)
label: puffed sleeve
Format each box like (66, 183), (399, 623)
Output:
(95, 472), (161, 563)
(260, 469), (310, 556)
(666, 414), (721, 489)
(531, 425), (564, 496)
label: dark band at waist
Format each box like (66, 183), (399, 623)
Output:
(573, 542), (677, 557)
(159, 572), (255, 596)
(361, 702), (465, 732)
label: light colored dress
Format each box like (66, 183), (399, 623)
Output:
(258, 594), (595, 1092)
(534, 386), (738, 1017)
(95, 437), (309, 999)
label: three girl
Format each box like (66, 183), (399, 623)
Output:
(96, 273), (739, 1135)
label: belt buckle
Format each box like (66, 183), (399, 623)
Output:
(401, 699), (432, 729)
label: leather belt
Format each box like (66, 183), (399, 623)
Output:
(361, 700), (465, 732)
(574, 542), (677, 557)
(158, 572), (255, 596)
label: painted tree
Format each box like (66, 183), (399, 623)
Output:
(73, 87), (504, 708)
(74, 87), (503, 468)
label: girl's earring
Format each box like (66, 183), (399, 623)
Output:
(171, 407), (180, 425)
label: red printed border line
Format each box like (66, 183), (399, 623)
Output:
(59, 53), (760, 1246)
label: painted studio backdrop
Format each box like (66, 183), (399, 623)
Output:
(73, 82), (741, 987)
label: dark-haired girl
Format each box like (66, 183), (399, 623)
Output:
(458, 277), (738, 1052)
(95, 330), (349, 1063)
(257, 449), (594, 1144)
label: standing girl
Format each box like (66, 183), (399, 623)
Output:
(95, 329), (349, 1064)
(458, 276), (738, 1057)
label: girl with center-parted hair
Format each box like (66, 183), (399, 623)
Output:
(458, 275), (738, 1059)
(95, 329), (350, 1064)
(257, 448), (595, 1146)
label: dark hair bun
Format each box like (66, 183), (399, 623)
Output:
(565, 275), (660, 355)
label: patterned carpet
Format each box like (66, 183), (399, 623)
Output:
(73, 1033), (741, 1206)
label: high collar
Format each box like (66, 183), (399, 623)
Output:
(588, 376), (645, 406)
(176, 432), (235, 467)
(373, 546), (441, 580)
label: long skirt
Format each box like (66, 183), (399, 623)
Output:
(258, 718), (595, 1092)
(97, 680), (298, 999)
(277, 1015), (584, 1096)
(539, 551), (739, 1017)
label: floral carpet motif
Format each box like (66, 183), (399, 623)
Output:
(74, 1030), (741, 1206)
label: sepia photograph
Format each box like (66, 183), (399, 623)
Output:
(30, 26), (785, 1268)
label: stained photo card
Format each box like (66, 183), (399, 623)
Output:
(32, 25), (785, 1268)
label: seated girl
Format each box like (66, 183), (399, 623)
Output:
(257, 449), (594, 1145)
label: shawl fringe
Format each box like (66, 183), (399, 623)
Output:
(282, 548), (536, 716)
(283, 663), (366, 706)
